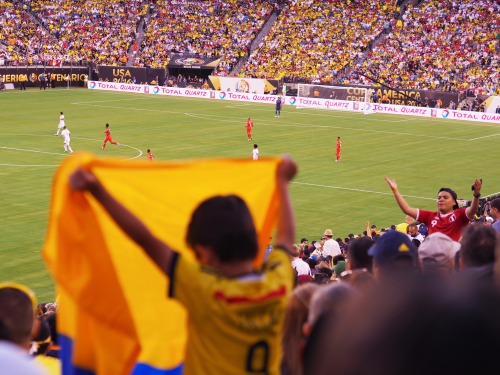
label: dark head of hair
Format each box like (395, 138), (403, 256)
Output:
(347, 236), (375, 272)
(32, 316), (51, 355)
(147, 149), (151, 152)
(106, 123), (109, 127)
(0, 287), (34, 345)
(439, 187), (459, 210)
(332, 255), (345, 265)
(408, 223), (418, 231)
(253, 144), (258, 148)
(491, 198), (500, 212)
(313, 272), (331, 284)
(460, 224), (496, 267)
(412, 238), (422, 248)
(186, 195), (258, 263)
(44, 312), (57, 346)
(317, 267), (333, 278)
(60, 111), (63, 115)
(307, 257), (318, 269)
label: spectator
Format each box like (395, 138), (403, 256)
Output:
(0, 283), (48, 375)
(490, 198), (500, 232)
(368, 230), (418, 281)
(68, 156), (298, 375)
(281, 283), (319, 375)
(385, 176), (482, 241)
(346, 236), (374, 273)
(291, 244), (312, 277)
(322, 229), (341, 257)
(312, 278), (500, 375)
(417, 232), (460, 275)
(459, 224), (497, 284)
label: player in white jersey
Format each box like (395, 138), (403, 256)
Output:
(252, 143), (259, 160)
(61, 126), (73, 154)
(55, 112), (65, 136)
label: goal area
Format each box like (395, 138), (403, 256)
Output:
(296, 84), (370, 108)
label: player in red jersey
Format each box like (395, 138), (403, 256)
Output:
(147, 149), (154, 161)
(385, 177), (483, 241)
(102, 123), (119, 150)
(335, 137), (342, 162)
(245, 117), (253, 140)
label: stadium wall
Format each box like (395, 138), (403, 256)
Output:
(0, 67), (88, 87)
(87, 81), (500, 125)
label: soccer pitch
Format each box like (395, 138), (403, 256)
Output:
(1, 87), (499, 301)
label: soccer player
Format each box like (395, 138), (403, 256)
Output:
(147, 149), (154, 161)
(55, 112), (65, 136)
(102, 123), (119, 150)
(61, 126), (73, 154)
(68, 156), (298, 375)
(275, 97), (282, 118)
(336, 137), (342, 162)
(246, 117), (253, 140)
(252, 144), (259, 160)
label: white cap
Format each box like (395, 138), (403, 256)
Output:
(418, 232), (461, 266)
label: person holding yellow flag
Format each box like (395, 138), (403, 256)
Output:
(69, 156), (298, 375)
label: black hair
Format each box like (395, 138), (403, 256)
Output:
(332, 255), (345, 265)
(439, 188), (459, 210)
(0, 288), (33, 345)
(186, 195), (258, 263)
(460, 225), (496, 267)
(347, 236), (374, 272)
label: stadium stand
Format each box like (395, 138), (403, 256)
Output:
(347, 0), (500, 95)
(239, 0), (399, 83)
(135, 0), (273, 75)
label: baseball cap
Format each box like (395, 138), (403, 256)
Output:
(418, 232), (461, 266)
(368, 230), (417, 267)
(418, 223), (428, 237)
(333, 261), (346, 276)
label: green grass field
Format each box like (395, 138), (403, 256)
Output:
(1, 87), (499, 301)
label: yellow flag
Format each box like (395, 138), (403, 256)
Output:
(43, 152), (282, 374)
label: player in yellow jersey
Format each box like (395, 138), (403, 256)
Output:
(69, 156), (298, 375)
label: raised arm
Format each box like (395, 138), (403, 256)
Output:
(274, 156), (297, 254)
(384, 176), (418, 219)
(69, 168), (174, 275)
(465, 178), (483, 219)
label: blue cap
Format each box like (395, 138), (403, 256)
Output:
(368, 230), (417, 267)
(418, 224), (428, 237)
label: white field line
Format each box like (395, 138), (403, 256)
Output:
(292, 181), (436, 201)
(0, 137), (143, 167)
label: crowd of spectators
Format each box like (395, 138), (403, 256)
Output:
(1, 0), (499, 96)
(3, 196), (499, 374)
(26, 0), (147, 66)
(239, 0), (399, 83)
(0, 0), (57, 65)
(0, 0), (147, 66)
(339, 0), (500, 96)
(135, 0), (273, 75)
